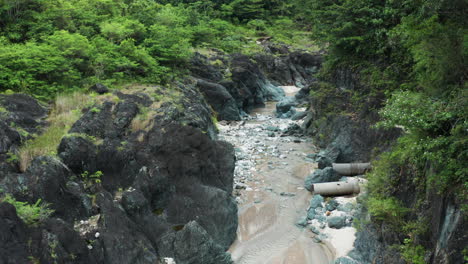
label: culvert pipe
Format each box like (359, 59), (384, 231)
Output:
(311, 181), (360, 196)
(332, 163), (371, 176)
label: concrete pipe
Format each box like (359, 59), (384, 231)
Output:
(311, 181), (360, 196)
(332, 163), (371, 176)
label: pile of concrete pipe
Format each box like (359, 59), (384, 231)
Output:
(311, 180), (360, 196)
(332, 163), (371, 176)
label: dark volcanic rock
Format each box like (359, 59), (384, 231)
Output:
(188, 48), (322, 119)
(276, 96), (298, 117)
(254, 45), (322, 87)
(304, 167), (341, 191)
(95, 192), (159, 264)
(70, 101), (138, 139)
(0, 94), (47, 167)
(89, 83), (109, 94)
(35, 218), (97, 264)
(230, 54), (284, 109)
(0, 202), (30, 264)
(0, 120), (21, 155)
(158, 221), (233, 264)
(196, 79), (240, 121)
(315, 146), (341, 169)
(58, 135), (98, 173)
(23, 156), (90, 221)
(0, 82), (238, 263)
(0, 94), (47, 133)
(190, 53), (224, 82)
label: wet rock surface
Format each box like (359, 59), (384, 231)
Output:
(304, 167), (340, 191)
(189, 47), (320, 121)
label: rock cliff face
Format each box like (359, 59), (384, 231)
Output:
(0, 83), (236, 264)
(189, 45), (321, 121)
(302, 68), (400, 163)
(303, 66), (466, 264)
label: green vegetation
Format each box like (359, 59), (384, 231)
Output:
(81, 170), (103, 188)
(303, 0), (466, 260)
(1, 194), (54, 226)
(0, 0), (313, 100)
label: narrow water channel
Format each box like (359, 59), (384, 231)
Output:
(219, 87), (335, 264)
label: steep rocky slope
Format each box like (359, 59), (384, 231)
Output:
(302, 66), (467, 264)
(0, 83), (236, 264)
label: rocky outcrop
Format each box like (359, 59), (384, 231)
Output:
(303, 77), (400, 163)
(255, 43), (323, 87)
(189, 52), (285, 118)
(0, 94), (48, 173)
(0, 84), (237, 264)
(196, 79), (240, 121)
(188, 45), (321, 121)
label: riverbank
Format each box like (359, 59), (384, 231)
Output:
(221, 86), (361, 263)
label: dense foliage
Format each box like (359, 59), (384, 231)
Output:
(305, 0), (466, 261)
(0, 0), (316, 100)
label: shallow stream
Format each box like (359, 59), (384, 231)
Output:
(219, 86), (335, 264)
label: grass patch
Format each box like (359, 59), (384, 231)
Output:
(131, 106), (154, 132)
(17, 92), (93, 172)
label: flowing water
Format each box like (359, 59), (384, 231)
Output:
(219, 87), (335, 264)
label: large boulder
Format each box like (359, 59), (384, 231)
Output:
(94, 192), (159, 264)
(0, 202), (30, 264)
(276, 96), (298, 117)
(0, 78), (238, 263)
(304, 167), (340, 191)
(230, 54), (284, 109)
(196, 79), (240, 121)
(0, 94), (47, 168)
(23, 156), (91, 221)
(327, 216), (346, 229)
(0, 94), (47, 133)
(157, 221), (233, 264)
(89, 83), (109, 94)
(0, 121), (21, 155)
(315, 146), (341, 169)
(189, 53), (224, 82)
(58, 135), (98, 174)
(59, 88), (237, 263)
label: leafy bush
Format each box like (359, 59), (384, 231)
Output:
(0, 41), (76, 99)
(400, 238), (427, 264)
(144, 25), (193, 64)
(367, 197), (409, 225)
